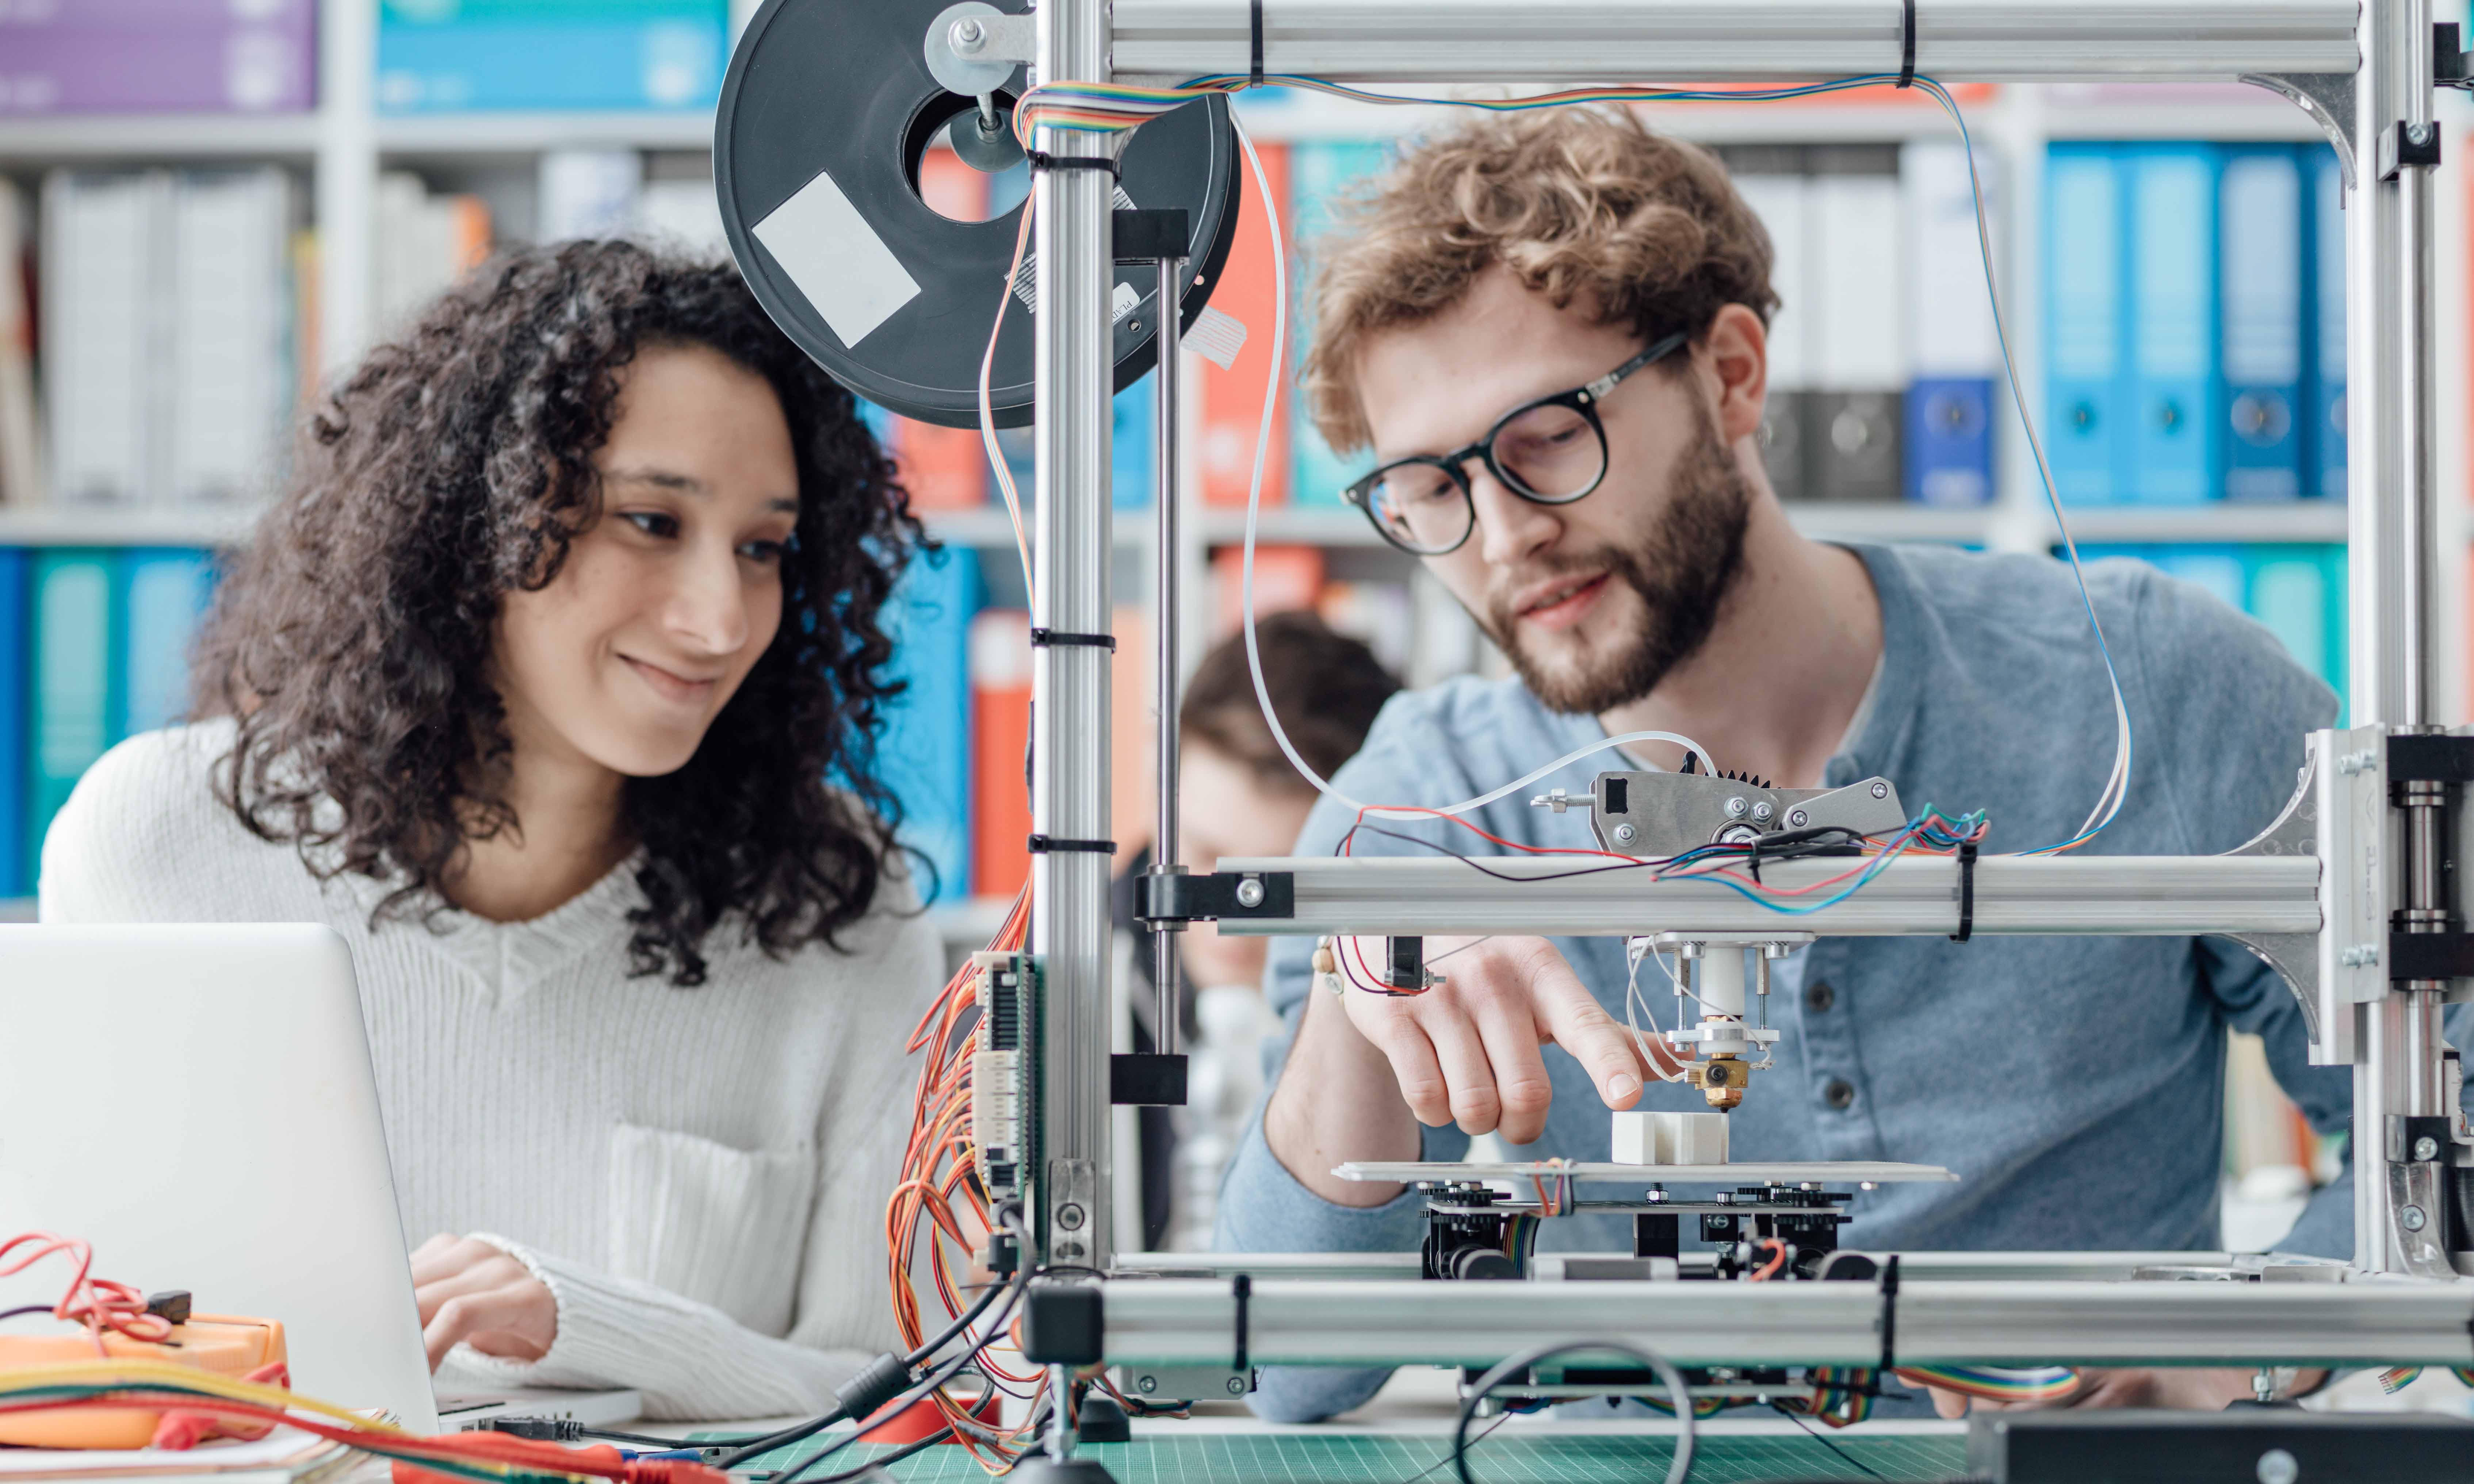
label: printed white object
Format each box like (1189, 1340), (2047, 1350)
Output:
(1610, 1109), (1731, 1166)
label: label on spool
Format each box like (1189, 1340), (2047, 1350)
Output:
(753, 165), (924, 347)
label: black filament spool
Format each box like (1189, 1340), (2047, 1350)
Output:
(715, 0), (1242, 428)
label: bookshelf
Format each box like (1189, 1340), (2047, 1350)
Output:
(1, 3), (2469, 901)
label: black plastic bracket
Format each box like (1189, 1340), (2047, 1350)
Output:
(2440, 22), (2472, 89)
(1110, 1052), (1188, 1107)
(2387, 932), (2474, 982)
(2386, 734), (2474, 784)
(2381, 120), (2444, 181)
(1113, 207), (1193, 262)
(1136, 870), (1294, 924)
(1019, 1280), (1104, 1365)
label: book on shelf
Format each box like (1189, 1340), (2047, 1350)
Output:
(8, 544), (222, 891)
(377, 0), (728, 113)
(968, 608), (1032, 901)
(0, 0), (316, 115)
(879, 549), (979, 905)
(0, 179), (39, 508)
(2042, 141), (2340, 507)
(1198, 141), (1288, 509)
(1285, 142), (1388, 510)
(41, 167), (298, 507)
(375, 173), (492, 335)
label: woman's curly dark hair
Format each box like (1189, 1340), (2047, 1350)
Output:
(193, 239), (925, 985)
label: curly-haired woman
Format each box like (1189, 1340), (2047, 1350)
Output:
(40, 241), (944, 1419)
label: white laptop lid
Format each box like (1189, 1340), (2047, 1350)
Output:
(0, 924), (440, 1433)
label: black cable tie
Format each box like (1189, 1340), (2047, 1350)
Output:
(1876, 1254), (1900, 1380)
(1231, 1273), (1251, 1372)
(1949, 841), (1977, 942)
(1029, 627), (1117, 651)
(1896, 0), (1916, 88)
(1025, 151), (1122, 179)
(1248, 0), (1263, 86)
(1028, 834), (1117, 855)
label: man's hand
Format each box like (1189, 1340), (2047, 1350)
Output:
(1338, 936), (1656, 1143)
(411, 1234), (558, 1371)
(1924, 1367), (2322, 1418)
(1264, 935), (1661, 1208)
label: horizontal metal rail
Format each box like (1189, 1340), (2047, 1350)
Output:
(1210, 854), (2322, 938)
(1100, 1276), (2474, 1368)
(1110, 1250), (2285, 1283)
(1108, 0), (2359, 84)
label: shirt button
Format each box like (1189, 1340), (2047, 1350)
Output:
(1824, 1078), (1856, 1110)
(1805, 979), (1835, 1013)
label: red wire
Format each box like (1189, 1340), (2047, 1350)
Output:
(0, 1232), (172, 1354)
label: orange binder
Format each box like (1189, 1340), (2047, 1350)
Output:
(1199, 141), (1290, 509)
(969, 608), (1032, 899)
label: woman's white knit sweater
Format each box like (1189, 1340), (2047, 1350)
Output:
(39, 721), (943, 1420)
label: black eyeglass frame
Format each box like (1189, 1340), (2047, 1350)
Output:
(1340, 330), (1693, 556)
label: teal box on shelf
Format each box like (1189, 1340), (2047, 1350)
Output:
(2121, 142), (2225, 505)
(2045, 143), (2128, 504)
(877, 548), (982, 905)
(1288, 141), (1391, 508)
(376, 0), (726, 112)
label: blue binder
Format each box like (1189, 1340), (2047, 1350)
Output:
(119, 548), (217, 736)
(0, 549), (27, 900)
(1288, 142), (1390, 507)
(877, 548), (980, 904)
(1905, 378), (1994, 507)
(2147, 544), (2247, 612)
(2123, 143), (2223, 504)
(2217, 146), (2306, 501)
(1112, 377), (1154, 511)
(2045, 145), (2126, 504)
(2307, 147), (2348, 499)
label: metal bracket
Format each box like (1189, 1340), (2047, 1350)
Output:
(2223, 743), (2325, 1053)
(2238, 72), (2358, 193)
(1580, 771), (1906, 855)
(922, 1), (1035, 94)
(1047, 1157), (1099, 1267)
(2382, 1117), (2459, 1279)
(2379, 120), (2444, 181)
(1136, 869), (1295, 924)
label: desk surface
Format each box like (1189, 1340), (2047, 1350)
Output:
(737, 1424), (1970, 1483)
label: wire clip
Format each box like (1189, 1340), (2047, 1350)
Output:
(1248, 0), (1263, 86)
(1028, 835), (1116, 855)
(1948, 841), (1977, 943)
(1231, 1273), (1252, 1372)
(1028, 627), (1117, 651)
(1024, 150), (1121, 179)
(1896, 0), (1916, 88)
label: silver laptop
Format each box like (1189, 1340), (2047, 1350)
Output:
(0, 925), (636, 1434)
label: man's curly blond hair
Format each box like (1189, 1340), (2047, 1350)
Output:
(1300, 107), (1778, 456)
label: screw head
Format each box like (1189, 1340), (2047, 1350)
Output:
(1227, 1376), (1247, 1395)
(2256, 1448), (2299, 1484)
(1613, 822), (1638, 844)
(1137, 1375), (1157, 1394)
(1057, 1239), (1083, 1259)
(2414, 1136), (2440, 1162)
(1787, 809), (1810, 828)
(1870, 781), (1889, 799)
(1725, 796), (1749, 818)
(1057, 1202), (1087, 1231)
(951, 16), (986, 49)
(1750, 801), (1775, 822)
(2402, 1204), (2428, 1232)
(1234, 877), (1266, 908)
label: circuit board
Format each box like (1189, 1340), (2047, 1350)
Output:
(730, 1429), (1971, 1483)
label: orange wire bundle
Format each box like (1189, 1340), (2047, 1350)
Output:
(880, 890), (1051, 1472)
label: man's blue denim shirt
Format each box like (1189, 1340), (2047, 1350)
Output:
(1216, 542), (2473, 1422)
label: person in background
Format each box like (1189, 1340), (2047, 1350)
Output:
(1135, 610), (1399, 1248)
(41, 241), (942, 1419)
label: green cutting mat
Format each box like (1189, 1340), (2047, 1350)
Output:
(732, 1430), (1970, 1483)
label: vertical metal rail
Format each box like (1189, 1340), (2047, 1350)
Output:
(1031, 0), (1116, 1272)
(2347, 0), (2450, 1276)
(1152, 254), (1188, 1057)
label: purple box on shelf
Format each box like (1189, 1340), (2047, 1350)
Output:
(0, 6), (316, 114)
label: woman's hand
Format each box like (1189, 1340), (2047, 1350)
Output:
(410, 1234), (558, 1370)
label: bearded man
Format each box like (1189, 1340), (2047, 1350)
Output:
(1213, 108), (2371, 1420)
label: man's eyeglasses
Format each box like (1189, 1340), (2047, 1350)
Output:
(1341, 330), (1690, 556)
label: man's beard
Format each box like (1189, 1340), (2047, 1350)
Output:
(1480, 403), (1753, 716)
